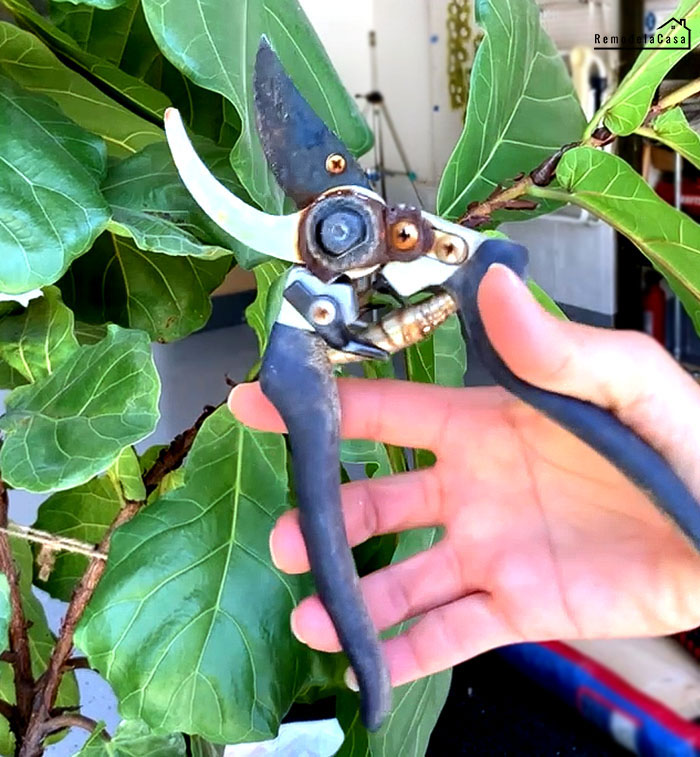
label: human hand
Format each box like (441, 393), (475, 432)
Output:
(229, 264), (700, 688)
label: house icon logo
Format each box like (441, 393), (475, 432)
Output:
(658, 17), (690, 38)
(594, 15), (691, 51)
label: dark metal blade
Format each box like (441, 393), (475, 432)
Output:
(254, 37), (369, 209)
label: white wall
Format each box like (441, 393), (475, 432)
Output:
(300, 0), (465, 195)
(300, 0), (374, 105)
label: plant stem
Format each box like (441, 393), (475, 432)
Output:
(459, 175), (534, 227)
(0, 480), (34, 743)
(143, 404), (219, 495)
(634, 125), (658, 141)
(18, 503), (137, 757)
(527, 185), (574, 204)
(658, 77), (700, 111)
(459, 143), (577, 228)
(19, 405), (218, 757)
(39, 714), (107, 740)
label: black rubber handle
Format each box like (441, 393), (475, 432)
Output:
(445, 239), (700, 550)
(260, 324), (392, 731)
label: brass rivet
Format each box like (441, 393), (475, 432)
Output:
(310, 298), (337, 326)
(391, 220), (420, 251)
(435, 235), (468, 264)
(325, 153), (347, 175)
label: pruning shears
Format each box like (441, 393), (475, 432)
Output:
(164, 39), (700, 732)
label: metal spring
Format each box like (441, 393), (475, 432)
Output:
(328, 291), (458, 364)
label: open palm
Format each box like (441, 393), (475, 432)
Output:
(229, 265), (700, 687)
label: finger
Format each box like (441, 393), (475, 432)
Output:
(291, 541), (478, 652)
(478, 264), (700, 491)
(230, 378), (502, 451)
(380, 592), (519, 687)
(270, 469), (443, 574)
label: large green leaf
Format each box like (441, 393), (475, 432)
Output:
(0, 22), (162, 158)
(110, 446), (146, 501)
(50, 0), (156, 69)
(60, 234), (231, 343)
(103, 140), (260, 264)
(2, 0), (170, 122)
(336, 527), (450, 756)
(32, 471), (123, 601)
(0, 363), (25, 392)
(0, 325), (160, 493)
(340, 440), (392, 480)
(51, 0), (241, 148)
(141, 0), (373, 212)
(0, 74), (109, 294)
(437, 0), (586, 222)
(405, 315), (466, 389)
(245, 261), (289, 354)
(74, 720), (186, 756)
(0, 539), (78, 756)
(76, 408), (309, 743)
(0, 287), (79, 385)
(527, 279), (567, 320)
(551, 146), (700, 330)
(589, 0), (700, 137)
(643, 107), (700, 170)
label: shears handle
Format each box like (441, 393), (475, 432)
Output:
(446, 239), (700, 550)
(260, 325), (392, 732)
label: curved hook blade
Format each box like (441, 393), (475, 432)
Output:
(254, 37), (369, 208)
(164, 108), (301, 262)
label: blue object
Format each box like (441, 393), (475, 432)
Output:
(501, 642), (700, 756)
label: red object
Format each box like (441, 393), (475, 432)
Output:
(655, 175), (700, 220)
(643, 278), (666, 345)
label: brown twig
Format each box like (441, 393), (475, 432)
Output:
(0, 479), (34, 740)
(643, 77), (700, 127)
(19, 405), (220, 756)
(62, 657), (90, 672)
(143, 404), (219, 494)
(39, 713), (107, 740)
(459, 143), (579, 228)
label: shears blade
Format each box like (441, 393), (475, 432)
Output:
(254, 37), (369, 208)
(164, 108), (301, 263)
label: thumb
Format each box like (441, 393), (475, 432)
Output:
(477, 263), (700, 495)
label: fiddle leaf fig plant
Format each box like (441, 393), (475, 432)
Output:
(0, 0), (697, 754)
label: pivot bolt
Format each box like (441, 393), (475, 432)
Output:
(309, 297), (337, 326)
(391, 220), (420, 251)
(319, 210), (366, 256)
(326, 153), (347, 175)
(434, 235), (468, 264)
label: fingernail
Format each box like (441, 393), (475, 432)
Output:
(268, 528), (281, 570)
(344, 667), (359, 692)
(290, 610), (307, 645)
(488, 262), (524, 287)
(227, 384), (242, 413)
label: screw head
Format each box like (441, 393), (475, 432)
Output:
(434, 235), (468, 264)
(325, 153), (347, 175)
(309, 297), (337, 326)
(391, 220), (420, 251)
(319, 210), (366, 256)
